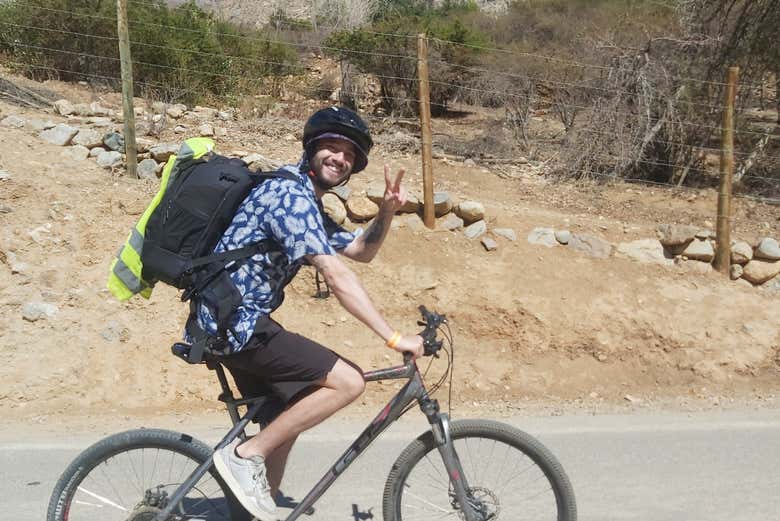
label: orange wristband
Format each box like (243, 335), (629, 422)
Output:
(386, 331), (402, 349)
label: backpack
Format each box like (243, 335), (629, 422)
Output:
(107, 138), (299, 346)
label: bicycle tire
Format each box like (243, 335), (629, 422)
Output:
(46, 428), (250, 521)
(383, 419), (577, 521)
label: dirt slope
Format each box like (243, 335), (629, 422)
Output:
(1, 89), (779, 423)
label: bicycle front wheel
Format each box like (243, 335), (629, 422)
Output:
(383, 419), (576, 521)
(46, 428), (249, 521)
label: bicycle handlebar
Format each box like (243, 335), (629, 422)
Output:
(402, 305), (446, 365)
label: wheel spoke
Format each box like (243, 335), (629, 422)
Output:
(391, 423), (575, 521)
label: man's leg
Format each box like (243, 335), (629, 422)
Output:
(237, 359), (364, 460)
(265, 435), (297, 498)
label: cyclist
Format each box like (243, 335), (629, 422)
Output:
(188, 106), (424, 521)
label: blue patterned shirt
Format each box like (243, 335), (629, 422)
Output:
(190, 163), (355, 352)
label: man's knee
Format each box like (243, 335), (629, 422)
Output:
(327, 359), (365, 400)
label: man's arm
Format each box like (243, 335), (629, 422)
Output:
(341, 208), (394, 262)
(341, 165), (407, 263)
(307, 253), (422, 356)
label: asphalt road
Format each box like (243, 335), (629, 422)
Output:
(4, 408), (780, 521)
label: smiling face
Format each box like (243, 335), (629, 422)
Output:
(309, 138), (357, 190)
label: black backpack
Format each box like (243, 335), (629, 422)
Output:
(138, 143), (298, 354)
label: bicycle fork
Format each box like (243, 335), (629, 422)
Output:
(421, 399), (482, 521)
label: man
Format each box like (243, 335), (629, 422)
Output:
(192, 106), (424, 521)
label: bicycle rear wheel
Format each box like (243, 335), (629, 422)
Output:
(46, 428), (249, 521)
(383, 419), (576, 521)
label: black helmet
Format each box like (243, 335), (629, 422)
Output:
(303, 106), (373, 173)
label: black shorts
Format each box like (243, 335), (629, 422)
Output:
(218, 316), (342, 424)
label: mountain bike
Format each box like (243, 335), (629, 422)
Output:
(47, 306), (577, 521)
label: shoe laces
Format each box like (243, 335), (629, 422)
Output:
(249, 458), (271, 494)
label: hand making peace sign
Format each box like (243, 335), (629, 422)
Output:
(382, 164), (409, 213)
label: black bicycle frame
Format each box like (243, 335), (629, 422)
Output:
(154, 359), (480, 521)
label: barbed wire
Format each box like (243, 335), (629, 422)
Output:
(19, 4), (419, 62)
(2, 60), (169, 91)
(574, 169), (780, 204)
(18, 3), (768, 92)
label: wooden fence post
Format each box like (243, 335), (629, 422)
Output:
(117, 0), (137, 178)
(417, 33), (435, 229)
(713, 66), (739, 274)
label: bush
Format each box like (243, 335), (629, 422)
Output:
(0, 0), (299, 105)
(323, 1), (487, 116)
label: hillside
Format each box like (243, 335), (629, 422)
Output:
(0, 73), (779, 425)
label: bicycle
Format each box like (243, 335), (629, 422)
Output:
(47, 306), (577, 521)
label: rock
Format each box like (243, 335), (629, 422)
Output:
(454, 201), (485, 225)
(174, 125), (187, 134)
(329, 185), (351, 202)
(616, 239), (673, 265)
(464, 220), (487, 239)
(64, 145), (90, 161)
(85, 116), (112, 127)
(527, 227), (557, 248)
(198, 123), (214, 137)
(242, 153), (280, 172)
(675, 258), (714, 275)
(215, 127), (228, 137)
(73, 103), (94, 117)
(762, 276), (780, 293)
(345, 196), (379, 222)
(1, 115), (26, 128)
(149, 143), (179, 162)
(135, 137), (155, 153)
(755, 237), (780, 261)
(464, 158), (476, 167)
(481, 237), (498, 251)
(742, 259), (780, 285)
(25, 118), (56, 131)
(434, 192), (453, 217)
(137, 158), (159, 181)
(22, 302), (58, 322)
(103, 132), (125, 152)
(53, 99), (76, 116)
(166, 104), (187, 119)
(96, 150), (123, 168)
(366, 184), (385, 205)
(731, 240), (753, 265)
(2, 250), (27, 274)
(322, 193), (347, 224)
(438, 213), (464, 231)
(730, 264), (743, 280)
(656, 223), (698, 248)
(681, 238), (715, 262)
(554, 230), (571, 245)
(0, 170), (10, 181)
(217, 110), (233, 121)
(193, 105), (217, 118)
(695, 229), (713, 240)
(493, 228), (517, 241)
(72, 128), (103, 148)
(399, 192), (421, 213)
(569, 234), (613, 259)
(40, 124), (79, 146)
(89, 102), (112, 117)
(89, 146), (106, 158)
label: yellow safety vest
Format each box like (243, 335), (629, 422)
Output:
(107, 138), (215, 301)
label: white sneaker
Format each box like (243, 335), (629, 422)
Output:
(212, 440), (277, 521)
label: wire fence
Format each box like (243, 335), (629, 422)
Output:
(0, 2), (777, 207)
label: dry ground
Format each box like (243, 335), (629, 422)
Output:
(1, 76), (779, 427)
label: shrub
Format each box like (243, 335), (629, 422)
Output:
(0, 0), (299, 105)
